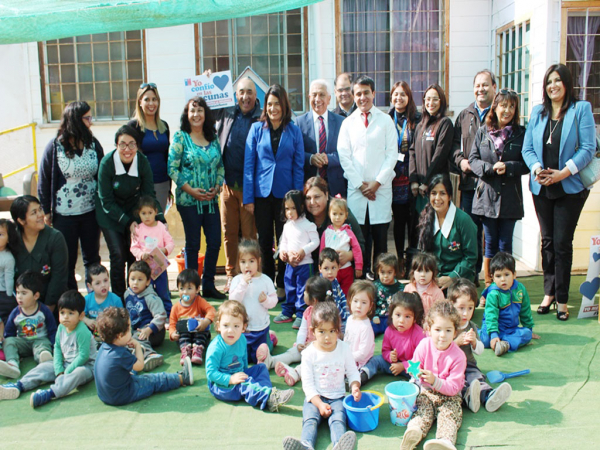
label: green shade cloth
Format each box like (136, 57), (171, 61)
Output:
(0, 0), (321, 44)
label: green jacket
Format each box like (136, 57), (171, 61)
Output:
(483, 280), (534, 338)
(95, 150), (163, 233)
(14, 225), (68, 306)
(433, 203), (478, 279)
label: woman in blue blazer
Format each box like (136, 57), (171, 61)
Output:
(522, 63), (595, 321)
(243, 84), (304, 296)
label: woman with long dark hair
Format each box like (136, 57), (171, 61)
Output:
(128, 83), (171, 211)
(243, 84), (304, 326)
(469, 90), (528, 286)
(409, 84), (454, 216)
(522, 63), (596, 321)
(417, 174), (478, 290)
(168, 96), (225, 299)
(388, 81), (422, 272)
(38, 101), (103, 290)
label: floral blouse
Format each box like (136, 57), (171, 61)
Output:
(55, 140), (99, 215)
(168, 131), (224, 213)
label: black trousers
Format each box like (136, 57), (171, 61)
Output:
(360, 206), (390, 274)
(53, 210), (101, 290)
(102, 227), (135, 300)
(254, 195), (285, 289)
(392, 202), (411, 270)
(532, 191), (588, 305)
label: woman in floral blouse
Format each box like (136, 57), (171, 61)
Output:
(38, 101), (104, 290)
(168, 96), (225, 299)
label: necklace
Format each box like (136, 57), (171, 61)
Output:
(546, 118), (560, 145)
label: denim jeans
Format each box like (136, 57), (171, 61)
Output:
(178, 203), (222, 291)
(460, 190), (483, 277)
(152, 271), (172, 317)
(101, 227), (135, 299)
(129, 372), (181, 404)
(208, 364), (272, 409)
(54, 210), (101, 290)
(363, 355), (395, 380)
(300, 396), (347, 449)
(480, 217), (517, 258)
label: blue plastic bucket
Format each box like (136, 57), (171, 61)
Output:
(343, 390), (384, 432)
(385, 381), (419, 426)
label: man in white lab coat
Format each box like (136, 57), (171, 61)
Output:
(338, 75), (398, 277)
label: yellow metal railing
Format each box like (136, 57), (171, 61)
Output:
(0, 123), (37, 178)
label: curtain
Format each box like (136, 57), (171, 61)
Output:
(567, 15), (600, 98)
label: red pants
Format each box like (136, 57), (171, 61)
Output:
(337, 265), (354, 296)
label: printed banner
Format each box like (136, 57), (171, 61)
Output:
(183, 70), (234, 109)
(577, 235), (600, 319)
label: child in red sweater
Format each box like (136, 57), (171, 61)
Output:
(401, 301), (467, 450)
(169, 269), (215, 365)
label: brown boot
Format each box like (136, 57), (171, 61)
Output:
(483, 257), (492, 287)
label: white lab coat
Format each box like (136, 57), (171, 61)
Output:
(337, 107), (398, 225)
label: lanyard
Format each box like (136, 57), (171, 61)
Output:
(394, 112), (408, 150)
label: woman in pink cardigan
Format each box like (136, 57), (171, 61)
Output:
(400, 301), (467, 450)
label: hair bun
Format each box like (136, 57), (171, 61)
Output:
(326, 290), (333, 296)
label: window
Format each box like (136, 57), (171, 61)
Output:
(198, 9), (306, 111)
(496, 21), (531, 124)
(339, 0), (446, 106)
(565, 8), (600, 127)
(40, 31), (144, 122)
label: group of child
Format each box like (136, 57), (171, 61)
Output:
(0, 192), (536, 450)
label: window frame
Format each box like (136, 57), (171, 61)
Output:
(334, 0), (449, 108)
(495, 20), (531, 125)
(194, 8), (309, 113)
(38, 30), (147, 123)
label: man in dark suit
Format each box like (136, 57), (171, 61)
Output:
(333, 72), (357, 118)
(296, 79), (347, 198)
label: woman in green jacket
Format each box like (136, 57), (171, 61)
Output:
(417, 174), (478, 290)
(95, 124), (163, 298)
(10, 195), (68, 311)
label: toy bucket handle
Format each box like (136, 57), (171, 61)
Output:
(363, 390), (385, 411)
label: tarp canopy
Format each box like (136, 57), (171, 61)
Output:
(0, 0), (321, 45)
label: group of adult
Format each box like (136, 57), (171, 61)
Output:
(7, 63), (595, 324)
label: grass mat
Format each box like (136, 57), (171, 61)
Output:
(1, 275), (599, 449)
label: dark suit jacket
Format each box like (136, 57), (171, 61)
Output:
(297, 110), (347, 198)
(333, 103), (357, 118)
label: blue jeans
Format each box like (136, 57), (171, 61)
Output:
(152, 271), (172, 318)
(282, 264), (312, 318)
(178, 203), (222, 291)
(480, 217), (517, 258)
(301, 396), (347, 449)
(480, 324), (532, 351)
(461, 190), (483, 277)
(208, 364), (272, 409)
(370, 318), (388, 336)
(129, 372), (181, 404)
(362, 355), (394, 379)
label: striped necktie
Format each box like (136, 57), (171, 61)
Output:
(318, 116), (327, 179)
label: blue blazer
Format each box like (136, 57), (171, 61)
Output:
(522, 101), (595, 195)
(297, 110), (347, 198)
(243, 121), (304, 203)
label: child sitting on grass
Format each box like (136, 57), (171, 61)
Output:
(400, 301), (467, 450)
(0, 272), (56, 379)
(205, 300), (294, 412)
(0, 290), (96, 407)
(84, 264), (123, 337)
(372, 253), (404, 335)
(480, 252), (533, 356)
(94, 306), (192, 406)
(447, 279), (511, 413)
(318, 248), (350, 333)
(123, 261), (167, 371)
(282, 301), (361, 450)
(360, 292), (425, 385)
(169, 269), (215, 365)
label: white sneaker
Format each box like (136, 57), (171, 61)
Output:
(485, 382), (512, 412)
(143, 353), (164, 371)
(494, 340), (510, 356)
(38, 350), (53, 363)
(0, 361), (21, 379)
(423, 438), (456, 450)
(400, 427), (422, 450)
(464, 379), (481, 413)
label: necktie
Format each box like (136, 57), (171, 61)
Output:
(318, 116), (327, 179)
(362, 112), (369, 128)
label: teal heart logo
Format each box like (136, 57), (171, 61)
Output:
(213, 75), (229, 91)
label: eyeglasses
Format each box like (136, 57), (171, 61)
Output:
(140, 83), (157, 89)
(82, 116), (93, 123)
(117, 142), (138, 150)
(499, 89), (517, 95)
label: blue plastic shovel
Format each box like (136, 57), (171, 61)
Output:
(486, 369), (530, 383)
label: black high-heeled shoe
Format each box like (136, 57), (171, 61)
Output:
(557, 308), (569, 321)
(537, 298), (556, 315)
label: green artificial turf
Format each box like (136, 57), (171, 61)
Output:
(1, 275), (599, 449)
